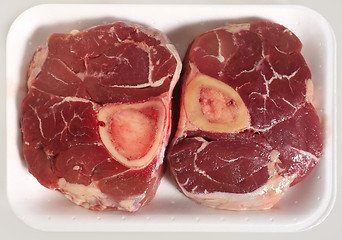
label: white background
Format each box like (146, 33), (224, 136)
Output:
(1, 0), (340, 239)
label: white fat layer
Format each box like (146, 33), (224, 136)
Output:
(50, 96), (95, 106)
(202, 31), (225, 63)
(290, 146), (319, 164)
(57, 178), (111, 210)
(193, 137), (209, 153)
(215, 31), (225, 63)
(70, 29), (80, 35)
(225, 23), (250, 33)
(165, 43), (182, 95)
(57, 178), (145, 212)
(27, 44), (48, 89)
(118, 192), (146, 212)
(178, 149), (296, 210)
(47, 96), (99, 113)
(306, 79), (314, 103)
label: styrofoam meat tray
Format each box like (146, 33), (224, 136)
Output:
(6, 4), (336, 232)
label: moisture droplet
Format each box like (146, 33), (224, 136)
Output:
(121, 216), (126, 221)
(195, 217), (200, 222)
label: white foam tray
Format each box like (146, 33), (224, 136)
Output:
(6, 4), (336, 232)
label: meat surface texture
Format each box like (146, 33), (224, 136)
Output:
(21, 22), (181, 212)
(166, 21), (323, 210)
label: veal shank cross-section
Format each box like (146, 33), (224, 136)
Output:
(166, 21), (323, 210)
(21, 22), (181, 212)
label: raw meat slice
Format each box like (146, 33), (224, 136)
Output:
(167, 21), (323, 210)
(21, 21), (181, 212)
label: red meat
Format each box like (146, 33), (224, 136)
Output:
(21, 22), (181, 212)
(167, 21), (323, 210)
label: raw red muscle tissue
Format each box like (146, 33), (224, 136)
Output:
(166, 21), (323, 210)
(21, 22), (181, 212)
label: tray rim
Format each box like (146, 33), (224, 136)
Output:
(6, 3), (337, 232)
